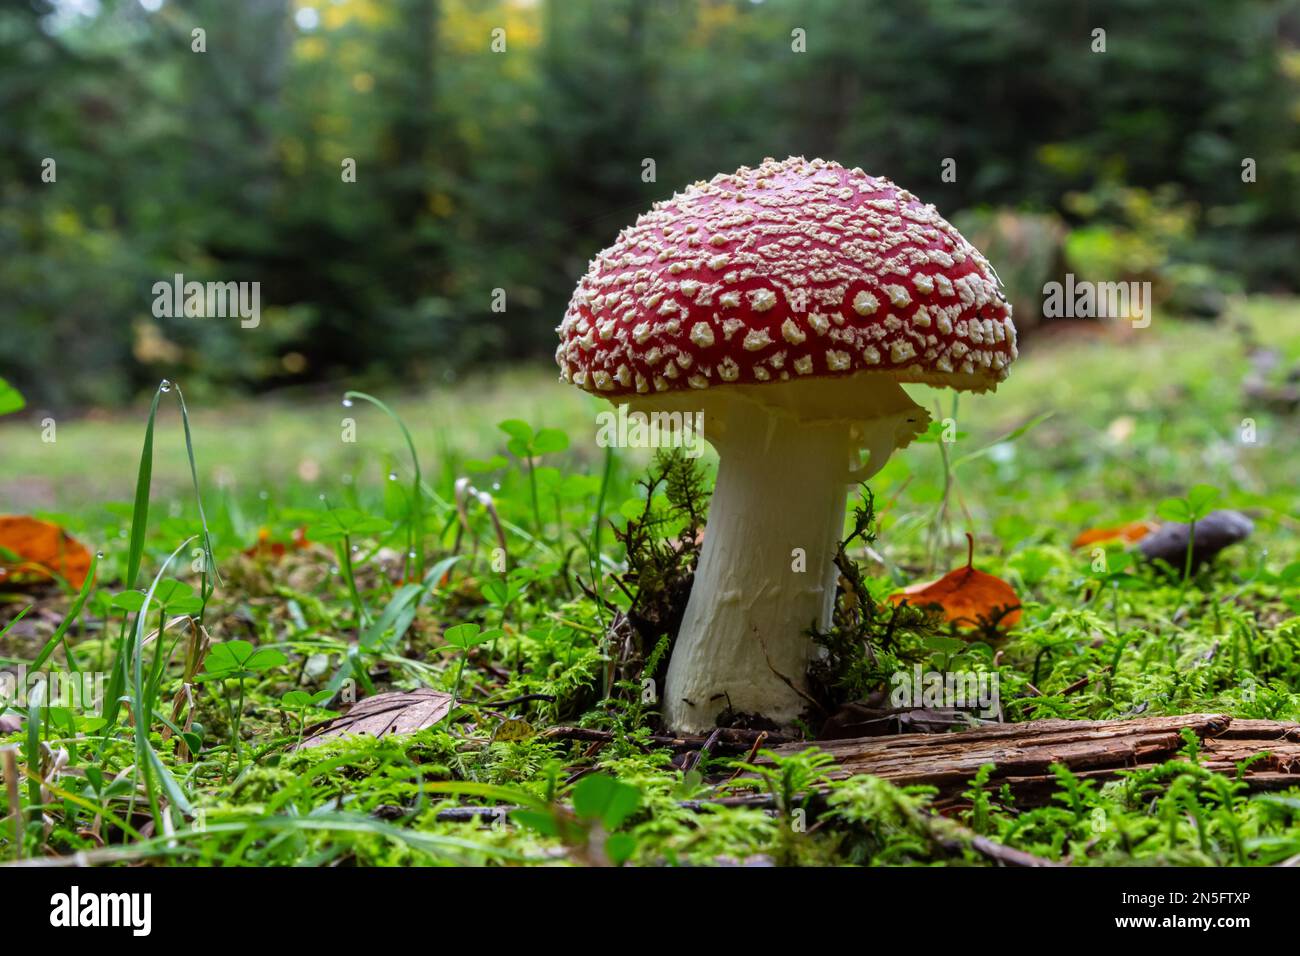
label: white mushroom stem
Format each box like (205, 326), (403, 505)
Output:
(662, 405), (906, 733)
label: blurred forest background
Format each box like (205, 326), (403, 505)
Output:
(3, 0), (1299, 411)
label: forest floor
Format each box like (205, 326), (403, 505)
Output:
(1, 297), (1298, 866)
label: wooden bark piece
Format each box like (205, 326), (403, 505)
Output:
(764, 713), (1300, 805)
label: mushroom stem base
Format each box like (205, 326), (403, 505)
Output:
(662, 408), (853, 733)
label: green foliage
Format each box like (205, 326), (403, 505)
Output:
(4, 0), (1299, 407)
(1157, 484), (1222, 524)
(824, 775), (948, 865)
(111, 579), (202, 616)
(282, 689), (332, 709)
(807, 486), (945, 715)
(570, 773), (641, 830)
(510, 773), (643, 865)
(0, 378), (24, 416)
(609, 448), (710, 701)
(199, 641), (288, 681)
(1156, 483), (1224, 604)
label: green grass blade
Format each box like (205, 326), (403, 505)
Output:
(130, 536), (195, 832)
(124, 385), (165, 591)
(174, 384), (222, 603)
(28, 551), (98, 674)
(343, 390), (426, 580)
(25, 682), (42, 821)
(951, 410), (1054, 471)
(101, 385), (166, 731)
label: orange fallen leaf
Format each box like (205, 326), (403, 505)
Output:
(242, 526), (311, 560)
(889, 533), (1021, 630)
(0, 515), (93, 589)
(1071, 521), (1157, 549)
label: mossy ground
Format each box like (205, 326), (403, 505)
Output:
(1, 300), (1298, 866)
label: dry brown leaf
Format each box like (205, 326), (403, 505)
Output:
(296, 688), (453, 749)
(1070, 520), (1157, 549)
(0, 516), (93, 589)
(889, 534), (1021, 630)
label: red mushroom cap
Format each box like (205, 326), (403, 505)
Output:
(557, 156), (1016, 398)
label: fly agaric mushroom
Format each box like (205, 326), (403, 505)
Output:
(556, 157), (1017, 732)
